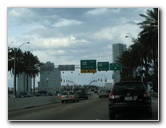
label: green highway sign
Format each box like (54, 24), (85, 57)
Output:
(58, 65), (75, 71)
(80, 60), (96, 73)
(98, 62), (109, 71)
(110, 63), (122, 70)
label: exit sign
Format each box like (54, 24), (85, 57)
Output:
(110, 63), (122, 70)
(80, 60), (96, 73)
(98, 62), (109, 71)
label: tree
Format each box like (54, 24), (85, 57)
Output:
(22, 51), (40, 93)
(8, 47), (25, 75)
(8, 48), (40, 94)
(138, 8), (158, 91)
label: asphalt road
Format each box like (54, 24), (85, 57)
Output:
(8, 92), (159, 121)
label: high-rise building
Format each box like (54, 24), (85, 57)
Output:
(112, 43), (126, 83)
(17, 72), (32, 93)
(39, 61), (61, 92)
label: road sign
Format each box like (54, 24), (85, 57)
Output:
(98, 62), (109, 71)
(80, 60), (96, 73)
(110, 63), (122, 70)
(58, 65), (75, 71)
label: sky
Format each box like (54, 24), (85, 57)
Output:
(7, 7), (152, 87)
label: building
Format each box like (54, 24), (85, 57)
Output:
(17, 72), (32, 93)
(39, 61), (61, 92)
(112, 43), (127, 83)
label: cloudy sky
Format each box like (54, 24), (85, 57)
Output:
(8, 8), (151, 87)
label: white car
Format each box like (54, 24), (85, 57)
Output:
(98, 89), (110, 98)
(86, 91), (91, 95)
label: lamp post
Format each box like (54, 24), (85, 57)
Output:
(13, 42), (30, 97)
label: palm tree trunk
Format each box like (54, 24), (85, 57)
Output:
(33, 76), (35, 94)
(27, 74), (28, 92)
(13, 48), (17, 96)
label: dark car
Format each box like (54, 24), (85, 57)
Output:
(16, 92), (31, 98)
(75, 90), (88, 100)
(108, 81), (152, 120)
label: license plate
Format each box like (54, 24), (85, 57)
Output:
(125, 96), (133, 101)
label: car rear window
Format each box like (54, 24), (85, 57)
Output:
(113, 82), (144, 93)
(62, 92), (74, 95)
(100, 90), (109, 93)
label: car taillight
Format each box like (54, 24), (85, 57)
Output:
(144, 90), (150, 98)
(109, 92), (115, 99)
(60, 96), (64, 99)
(71, 95), (75, 99)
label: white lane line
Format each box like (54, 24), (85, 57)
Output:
(62, 106), (72, 110)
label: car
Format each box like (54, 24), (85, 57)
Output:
(108, 81), (152, 120)
(75, 90), (88, 100)
(16, 92), (31, 98)
(94, 89), (98, 93)
(60, 91), (79, 103)
(57, 91), (64, 96)
(98, 89), (110, 98)
(86, 90), (91, 95)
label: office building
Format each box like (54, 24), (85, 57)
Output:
(112, 43), (127, 83)
(17, 72), (32, 93)
(39, 61), (61, 91)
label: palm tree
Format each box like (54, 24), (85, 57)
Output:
(8, 48), (40, 94)
(138, 8), (158, 91)
(8, 47), (27, 94)
(22, 51), (40, 93)
(8, 47), (25, 75)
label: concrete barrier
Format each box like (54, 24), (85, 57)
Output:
(8, 96), (61, 111)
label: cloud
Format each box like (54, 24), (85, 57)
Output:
(53, 18), (82, 27)
(86, 8), (109, 15)
(8, 8), (35, 25)
(92, 23), (141, 47)
(86, 8), (121, 16)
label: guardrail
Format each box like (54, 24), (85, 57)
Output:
(8, 96), (60, 111)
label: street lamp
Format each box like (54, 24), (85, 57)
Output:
(13, 42), (30, 97)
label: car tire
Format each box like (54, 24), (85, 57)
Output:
(61, 101), (64, 103)
(147, 109), (152, 118)
(74, 99), (78, 103)
(109, 110), (116, 120)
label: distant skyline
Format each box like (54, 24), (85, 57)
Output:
(8, 8), (152, 87)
